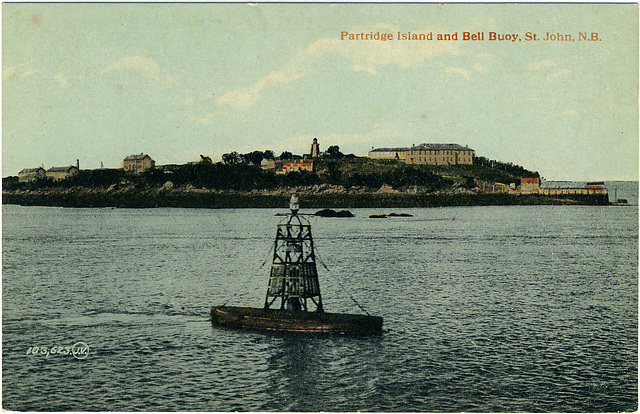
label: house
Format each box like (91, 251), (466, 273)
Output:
(261, 158), (276, 170)
(46, 165), (79, 181)
(276, 160), (313, 174)
(368, 143), (475, 165)
(18, 167), (46, 182)
(123, 153), (155, 173)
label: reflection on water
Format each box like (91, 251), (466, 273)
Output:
(267, 336), (322, 411)
(263, 334), (386, 412)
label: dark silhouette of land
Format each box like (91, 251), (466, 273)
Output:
(2, 156), (609, 208)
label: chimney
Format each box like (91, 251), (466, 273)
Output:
(76, 159), (80, 170)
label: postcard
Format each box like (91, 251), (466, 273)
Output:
(2, 3), (638, 412)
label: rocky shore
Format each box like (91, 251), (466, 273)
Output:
(2, 183), (610, 208)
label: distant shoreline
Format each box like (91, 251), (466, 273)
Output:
(2, 188), (611, 209)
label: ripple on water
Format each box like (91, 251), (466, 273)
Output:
(2, 204), (638, 411)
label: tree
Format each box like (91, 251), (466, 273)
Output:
(199, 155), (213, 164)
(279, 151), (293, 160)
(222, 151), (242, 165)
(263, 150), (275, 160)
(243, 151), (264, 166)
(325, 161), (343, 184)
(326, 145), (344, 159)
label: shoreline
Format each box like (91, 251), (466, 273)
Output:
(2, 188), (611, 208)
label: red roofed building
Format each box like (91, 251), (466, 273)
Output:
(276, 160), (313, 175)
(519, 176), (540, 194)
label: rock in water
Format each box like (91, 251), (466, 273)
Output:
(387, 212), (413, 217)
(315, 209), (354, 218)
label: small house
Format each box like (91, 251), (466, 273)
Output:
(261, 158), (276, 170)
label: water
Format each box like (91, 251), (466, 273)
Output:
(3, 182), (638, 412)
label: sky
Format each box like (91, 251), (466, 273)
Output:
(2, 3), (638, 180)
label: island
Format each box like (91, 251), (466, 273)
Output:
(2, 142), (610, 208)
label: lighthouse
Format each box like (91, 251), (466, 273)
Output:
(310, 138), (320, 158)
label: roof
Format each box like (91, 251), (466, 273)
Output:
(521, 177), (539, 182)
(369, 147), (410, 153)
(18, 167), (45, 174)
(47, 166), (77, 172)
(413, 143), (473, 151)
(124, 153), (153, 160)
(370, 143), (474, 152)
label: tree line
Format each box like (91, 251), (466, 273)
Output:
(221, 146), (347, 166)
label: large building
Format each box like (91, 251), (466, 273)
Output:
(123, 153), (155, 173)
(368, 143), (475, 165)
(18, 167), (46, 182)
(47, 165), (79, 181)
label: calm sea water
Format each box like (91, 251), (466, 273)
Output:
(3, 181), (638, 412)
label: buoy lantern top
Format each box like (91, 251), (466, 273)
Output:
(289, 194), (299, 214)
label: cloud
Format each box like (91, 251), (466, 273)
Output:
(102, 56), (178, 86)
(3, 64), (38, 82)
(527, 60), (571, 81)
(188, 112), (224, 125)
(183, 93), (221, 124)
(352, 64), (378, 75)
(216, 67), (307, 110)
(184, 93), (215, 107)
(189, 115), (212, 125)
(473, 63), (489, 73)
(303, 35), (459, 70)
(163, 75), (178, 86)
(54, 72), (67, 88)
(445, 66), (471, 80)
(546, 69), (572, 80)
(474, 53), (493, 62)
(216, 24), (461, 110)
(528, 60), (555, 71)
(21, 68), (37, 79)
(102, 56), (161, 80)
(3, 66), (17, 81)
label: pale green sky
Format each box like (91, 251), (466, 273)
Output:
(2, 3), (638, 180)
